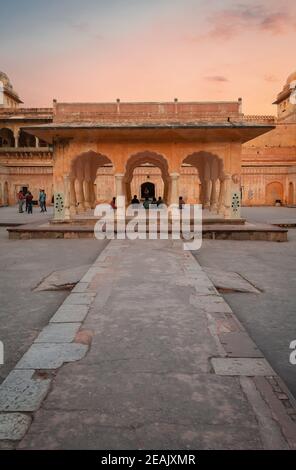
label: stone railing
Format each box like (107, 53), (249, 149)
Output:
(0, 147), (52, 152)
(242, 115), (275, 124)
(52, 112), (276, 125)
(0, 107), (53, 118)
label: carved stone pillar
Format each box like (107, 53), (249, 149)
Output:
(70, 177), (77, 216)
(125, 182), (132, 205)
(14, 131), (19, 148)
(210, 178), (218, 212)
(115, 173), (125, 209)
(203, 160), (211, 209)
(163, 179), (169, 204)
(169, 173), (180, 205)
(223, 174), (232, 219)
(83, 180), (92, 209)
(63, 175), (71, 220)
(203, 179), (212, 209)
(218, 178), (225, 216)
(75, 178), (85, 213)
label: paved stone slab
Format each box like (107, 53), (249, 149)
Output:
(34, 265), (90, 292)
(80, 267), (107, 283)
(0, 370), (51, 411)
(63, 292), (96, 306)
(211, 358), (275, 376)
(50, 304), (89, 323)
(218, 332), (264, 358)
(34, 323), (81, 343)
(71, 282), (90, 293)
(190, 294), (233, 313)
(176, 275), (218, 295)
(18, 409), (262, 450)
(204, 267), (260, 293)
(16, 343), (89, 370)
(0, 413), (32, 440)
(240, 377), (289, 449)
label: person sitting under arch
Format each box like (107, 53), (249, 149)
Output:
(110, 197), (117, 210)
(151, 197), (157, 208)
(143, 197), (150, 209)
(179, 196), (185, 210)
(131, 195), (140, 205)
(157, 196), (164, 207)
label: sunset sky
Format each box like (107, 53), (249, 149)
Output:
(1, 0), (295, 114)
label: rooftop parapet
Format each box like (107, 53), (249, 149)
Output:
(53, 100), (243, 123)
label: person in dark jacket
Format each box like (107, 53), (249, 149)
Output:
(131, 195), (140, 205)
(26, 192), (34, 214)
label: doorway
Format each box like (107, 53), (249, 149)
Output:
(141, 182), (155, 199)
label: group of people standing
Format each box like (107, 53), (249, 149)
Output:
(17, 189), (47, 214)
(110, 195), (185, 210)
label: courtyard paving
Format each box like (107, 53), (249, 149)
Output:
(0, 237), (295, 449)
(194, 206), (296, 398)
(0, 206), (108, 384)
(0, 206), (296, 449)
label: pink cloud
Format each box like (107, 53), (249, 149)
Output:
(204, 76), (229, 82)
(264, 74), (279, 83)
(195, 4), (296, 41)
(260, 13), (287, 34)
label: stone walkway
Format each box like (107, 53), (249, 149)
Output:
(1, 239), (296, 449)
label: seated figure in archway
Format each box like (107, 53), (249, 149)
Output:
(131, 195), (140, 206)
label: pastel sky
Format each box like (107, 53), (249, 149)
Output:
(0, 0), (295, 114)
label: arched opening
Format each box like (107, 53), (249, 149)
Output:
(266, 182), (283, 206)
(70, 150), (113, 214)
(38, 139), (48, 148)
(125, 151), (169, 204)
(141, 181), (155, 199)
(3, 182), (8, 205)
(0, 128), (15, 147)
(182, 151), (224, 214)
(288, 182), (294, 205)
(18, 130), (36, 148)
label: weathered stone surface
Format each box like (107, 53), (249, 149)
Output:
(0, 370), (51, 411)
(71, 282), (90, 293)
(16, 343), (89, 370)
(80, 267), (106, 283)
(240, 377), (289, 449)
(34, 323), (81, 343)
(11, 238), (293, 449)
(218, 332), (264, 358)
(18, 409), (262, 450)
(50, 304), (89, 323)
(34, 265), (90, 292)
(0, 413), (32, 440)
(190, 294), (233, 313)
(63, 293), (95, 306)
(211, 358), (275, 376)
(204, 267), (260, 293)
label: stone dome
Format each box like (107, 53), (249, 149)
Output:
(0, 71), (13, 89)
(286, 71), (296, 86)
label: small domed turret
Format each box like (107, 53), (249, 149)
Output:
(286, 71), (296, 86)
(0, 71), (22, 108)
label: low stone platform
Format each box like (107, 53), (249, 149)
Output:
(270, 221), (296, 228)
(50, 216), (247, 226)
(7, 221), (288, 241)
